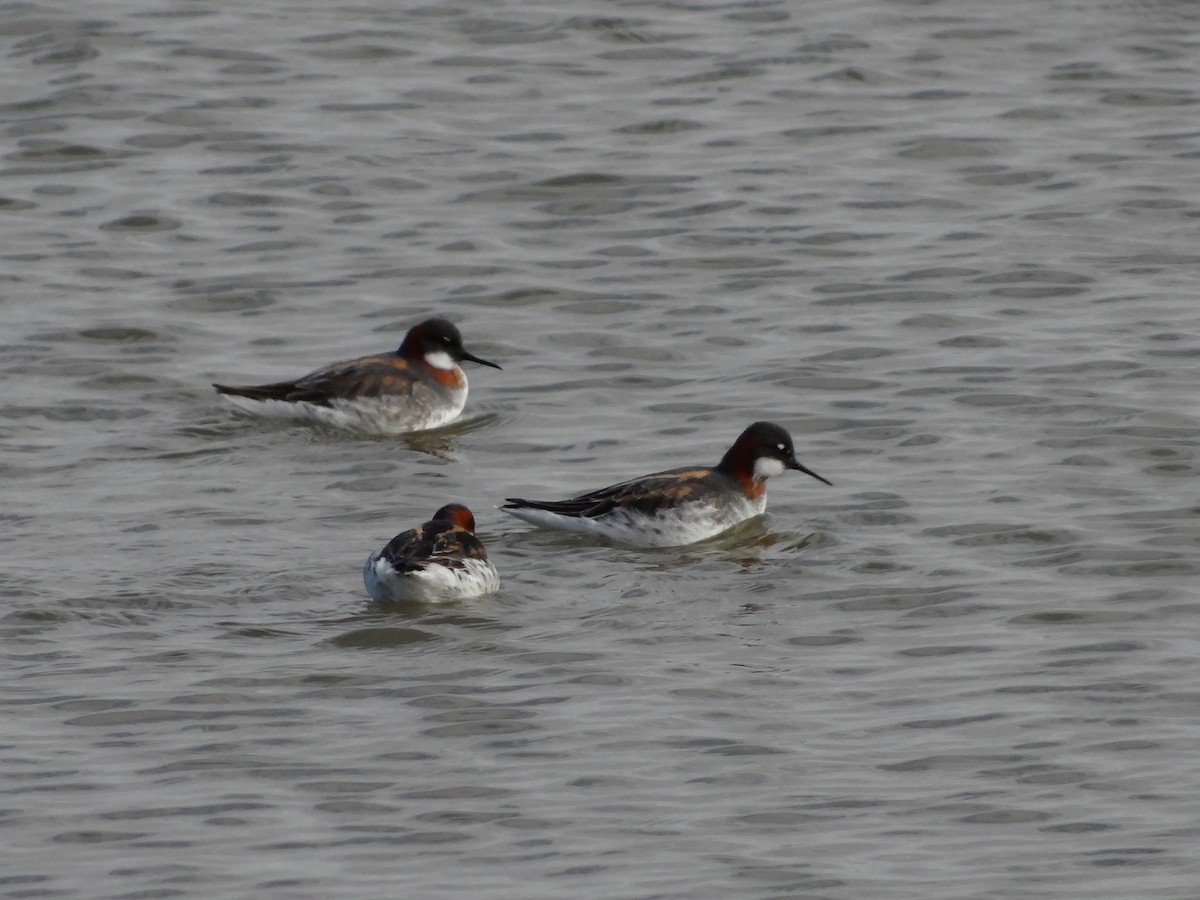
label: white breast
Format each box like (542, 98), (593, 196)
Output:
(364, 553), (499, 602)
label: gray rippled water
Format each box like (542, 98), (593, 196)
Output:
(3, 0), (1200, 897)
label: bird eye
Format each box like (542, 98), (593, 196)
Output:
(777, 443), (785, 452)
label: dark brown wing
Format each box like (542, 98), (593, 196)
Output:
(214, 354), (415, 405)
(379, 521), (486, 573)
(503, 466), (722, 519)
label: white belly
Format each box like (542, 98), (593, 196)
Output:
(220, 389), (467, 435)
(505, 495), (765, 548)
(363, 553), (499, 602)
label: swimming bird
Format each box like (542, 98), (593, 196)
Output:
(363, 504), (499, 602)
(213, 317), (501, 434)
(502, 421), (831, 548)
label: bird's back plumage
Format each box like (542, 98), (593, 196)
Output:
(502, 422), (830, 547)
(214, 353), (417, 405)
(364, 505), (499, 602)
(213, 317), (500, 434)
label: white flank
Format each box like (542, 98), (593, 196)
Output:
(504, 495), (765, 548)
(219, 385), (468, 435)
(363, 552), (499, 603)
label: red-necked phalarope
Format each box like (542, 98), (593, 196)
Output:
(502, 421), (831, 548)
(214, 317), (501, 434)
(363, 504), (499, 602)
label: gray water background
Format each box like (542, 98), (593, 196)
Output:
(3, 0), (1200, 897)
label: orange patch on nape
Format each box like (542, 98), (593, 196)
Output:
(446, 506), (476, 531)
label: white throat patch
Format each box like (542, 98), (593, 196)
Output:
(424, 350), (456, 370)
(753, 456), (786, 480)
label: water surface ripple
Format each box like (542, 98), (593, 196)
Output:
(3, 0), (1200, 897)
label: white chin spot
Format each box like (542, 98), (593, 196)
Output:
(753, 457), (786, 480)
(425, 350), (455, 370)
